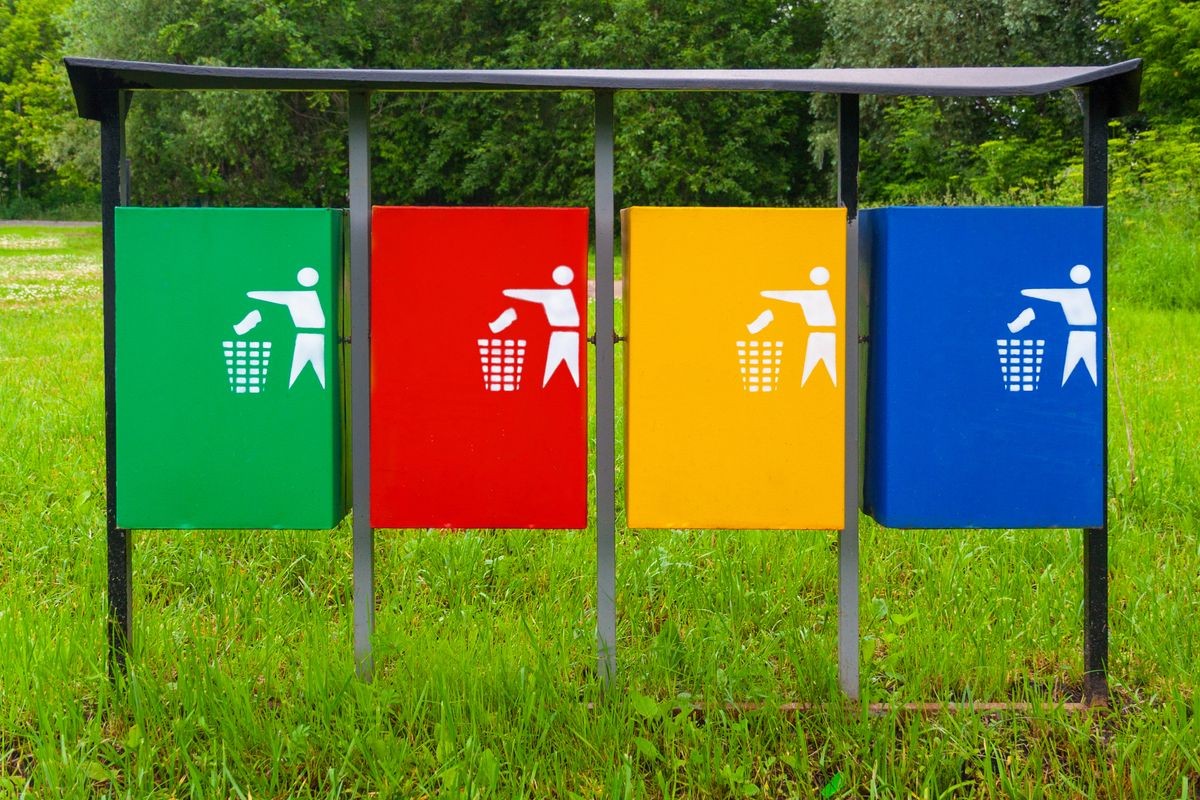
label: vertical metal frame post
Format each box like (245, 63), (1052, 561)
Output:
(837, 93), (861, 701)
(594, 90), (617, 684)
(1082, 86), (1110, 706)
(101, 90), (132, 677)
(348, 91), (375, 681)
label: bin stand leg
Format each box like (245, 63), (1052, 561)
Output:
(348, 91), (375, 681)
(1082, 85), (1110, 707)
(1082, 528), (1108, 705)
(594, 90), (617, 686)
(102, 89), (132, 678)
(837, 93), (861, 702)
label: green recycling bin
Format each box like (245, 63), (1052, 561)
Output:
(115, 207), (347, 529)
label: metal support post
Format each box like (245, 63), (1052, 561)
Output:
(102, 90), (132, 677)
(1082, 86), (1110, 707)
(594, 90), (617, 684)
(837, 93), (861, 701)
(348, 91), (375, 681)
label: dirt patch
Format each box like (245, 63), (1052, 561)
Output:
(0, 236), (64, 250)
(0, 220), (99, 227)
(587, 279), (624, 300)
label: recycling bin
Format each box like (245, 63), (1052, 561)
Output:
(115, 207), (347, 529)
(623, 206), (847, 530)
(861, 206), (1104, 529)
(370, 206), (589, 530)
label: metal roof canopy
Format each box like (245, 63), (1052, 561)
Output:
(65, 57), (1143, 121)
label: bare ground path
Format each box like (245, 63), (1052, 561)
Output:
(3, 223), (627, 300)
(586, 279), (624, 300)
(0, 220), (99, 227)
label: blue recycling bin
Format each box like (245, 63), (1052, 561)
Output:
(862, 207), (1104, 529)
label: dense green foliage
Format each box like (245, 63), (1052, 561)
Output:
(0, 0), (93, 216)
(814, 0), (1110, 201)
(58, 0), (828, 209)
(0, 0), (1195, 213)
(1100, 0), (1200, 123)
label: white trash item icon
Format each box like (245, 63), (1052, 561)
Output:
(996, 338), (1044, 392)
(736, 340), (784, 393)
(223, 339), (272, 394)
(478, 338), (527, 392)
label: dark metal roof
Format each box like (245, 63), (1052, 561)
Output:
(65, 57), (1142, 121)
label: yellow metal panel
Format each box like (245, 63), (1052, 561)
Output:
(623, 207), (846, 530)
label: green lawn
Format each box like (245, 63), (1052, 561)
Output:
(1, 218), (1198, 798)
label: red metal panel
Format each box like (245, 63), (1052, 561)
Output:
(371, 206), (589, 529)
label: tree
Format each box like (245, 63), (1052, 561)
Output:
(61, 0), (830, 209)
(1099, 0), (1200, 123)
(63, 0), (361, 207)
(814, 0), (1107, 202)
(0, 0), (80, 211)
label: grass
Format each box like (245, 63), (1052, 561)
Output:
(1, 211), (1199, 798)
(1109, 198), (1200, 312)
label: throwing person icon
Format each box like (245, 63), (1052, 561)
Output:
(758, 266), (838, 387)
(488, 265), (581, 387)
(1011, 264), (1098, 387)
(238, 267), (327, 389)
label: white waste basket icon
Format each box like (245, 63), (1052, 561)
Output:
(736, 340), (784, 393)
(222, 339), (272, 394)
(478, 338), (527, 392)
(996, 337), (1044, 392)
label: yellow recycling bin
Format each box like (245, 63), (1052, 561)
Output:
(623, 207), (846, 530)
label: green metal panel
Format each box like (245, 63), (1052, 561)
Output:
(115, 207), (346, 529)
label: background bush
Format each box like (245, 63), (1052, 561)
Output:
(0, 0), (1196, 215)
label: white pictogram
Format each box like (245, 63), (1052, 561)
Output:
(221, 339), (272, 394)
(741, 266), (837, 391)
(1006, 264), (1098, 388)
(487, 265), (581, 389)
(996, 338), (1045, 392)
(736, 339), (784, 392)
(232, 267), (327, 391)
(477, 338), (527, 391)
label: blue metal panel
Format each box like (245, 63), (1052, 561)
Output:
(863, 207), (1104, 529)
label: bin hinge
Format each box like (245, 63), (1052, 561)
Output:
(588, 332), (626, 345)
(340, 336), (352, 344)
(857, 334), (870, 344)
